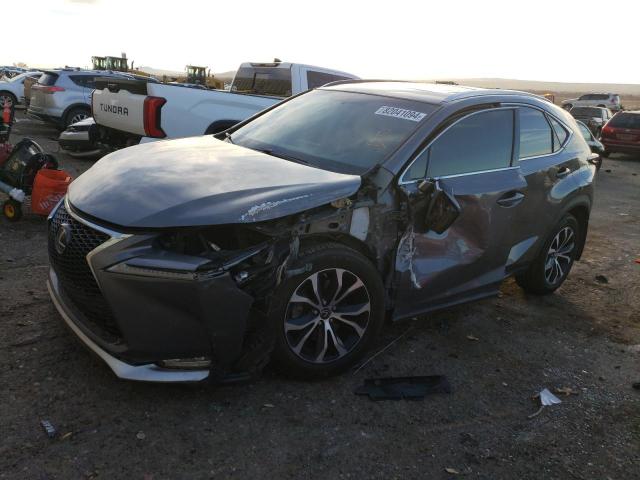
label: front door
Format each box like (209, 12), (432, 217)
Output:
(394, 107), (528, 319)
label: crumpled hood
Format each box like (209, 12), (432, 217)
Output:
(68, 136), (361, 228)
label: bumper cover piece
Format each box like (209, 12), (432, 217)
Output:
(48, 269), (210, 382)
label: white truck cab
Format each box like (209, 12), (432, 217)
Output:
(91, 61), (358, 149)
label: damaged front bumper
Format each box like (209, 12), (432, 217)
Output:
(47, 201), (266, 383)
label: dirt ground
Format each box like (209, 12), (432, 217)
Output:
(1, 111), (639, 480)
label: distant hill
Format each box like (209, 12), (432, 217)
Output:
(431, 78), (640, 96)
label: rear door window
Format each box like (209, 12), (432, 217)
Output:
(405, 109), (514, 180)
(70, 75), (96, 88)
(519, 107), (553, 159)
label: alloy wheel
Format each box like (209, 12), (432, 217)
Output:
(0, 94), (13, 108)
(284, 268), (371, 364)
(69, 112), (89, 125)
(544, 226), (575, 285)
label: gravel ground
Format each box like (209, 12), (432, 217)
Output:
(1, 112), (639, 479)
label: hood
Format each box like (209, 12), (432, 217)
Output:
(68, 136), (361, 228)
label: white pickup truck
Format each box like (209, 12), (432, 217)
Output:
(92, 61), (358, 148)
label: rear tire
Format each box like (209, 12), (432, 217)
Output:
(601, 150), (610, 158)
(64, 107), (90, 128)
(516, 214), (579, 295)
(269, 242), (385, 379)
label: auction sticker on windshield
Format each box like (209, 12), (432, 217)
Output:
(375, 106), (427, 122)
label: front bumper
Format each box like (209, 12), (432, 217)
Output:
(48, 269), (210, 382)
(47, 200), (256, 382)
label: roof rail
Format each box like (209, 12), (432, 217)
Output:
(321, 78), (413, 88)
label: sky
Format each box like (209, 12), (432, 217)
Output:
(3, 0), (639, 84)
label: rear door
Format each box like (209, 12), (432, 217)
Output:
(504, 106), (579, 269)
(394, 107), (528, 317)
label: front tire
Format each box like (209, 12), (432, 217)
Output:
(270, 242), (385, 379)
(516, 214), (579, 295)
(0, 91), (17, 109)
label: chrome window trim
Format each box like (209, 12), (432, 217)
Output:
(399, 106), (517, 185)
(505, 103), (574, 161)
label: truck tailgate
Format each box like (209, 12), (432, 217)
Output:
(92, 77), (149, 136)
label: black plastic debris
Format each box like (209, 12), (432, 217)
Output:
(632, 382), (640, 391)
(355, 375), (451, 400)
(40, 419), (57, 438)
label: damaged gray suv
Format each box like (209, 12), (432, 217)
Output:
(47, 82), (596, 382)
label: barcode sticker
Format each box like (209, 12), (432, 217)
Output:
(375, 106), (427, 122)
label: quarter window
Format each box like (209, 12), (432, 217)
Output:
(405, 109), (514, 180)
(519, 107), (553, 159)
(548, 116), (569, 152)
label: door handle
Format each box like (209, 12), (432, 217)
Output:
(556, 166), (571, 178)
(497, 191), (525, 207)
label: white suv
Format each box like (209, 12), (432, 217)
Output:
(562, 93), (622, 112)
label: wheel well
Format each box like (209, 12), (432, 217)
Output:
(62, 103), (91, 125)
(568, 205), (589, 260)
(205, 120), (239, 135)
(298, 233), (377, 264)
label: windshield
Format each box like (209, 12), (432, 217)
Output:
(231, 89), (435, 175)
(571, 107), (600, 117)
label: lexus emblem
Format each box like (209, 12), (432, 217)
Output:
(55, 223), (72, 255)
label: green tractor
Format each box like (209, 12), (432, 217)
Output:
(92, 55), (128, 72)
(186, 65), (207, 85)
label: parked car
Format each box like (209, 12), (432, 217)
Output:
(600, 110), (640, 157)
(569, 106), (613, 135)
(92, 61), (358, 149)
(47, 82), (595, 383)
(58, 117), (104, 157)
(28, 69), (158, 129)
(576, 120), (604, 170)
(0, 67), (27, 80)
(0, 71), (42, 107)
(562, 93), (622, 112)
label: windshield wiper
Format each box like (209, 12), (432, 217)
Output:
(256, 148), (309, 165)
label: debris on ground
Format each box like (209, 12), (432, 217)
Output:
(632, 382), (640, 390)
(555, 386), (579, 396)
(136, 431), (146, 440)
(595, 274), (608, 284)
(352, 326), (413, 375)
(466, 334), (480, 341)
(444, 467), (460, 474)
(40, 419), (57, 438)
(355, 375), (451, 400)
(528, 388), (562, 419)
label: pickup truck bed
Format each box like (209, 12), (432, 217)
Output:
(93, 79), (279, 140)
